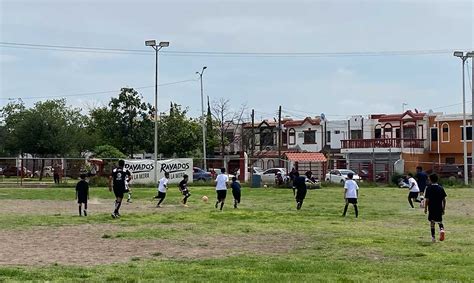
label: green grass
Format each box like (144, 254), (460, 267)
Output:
(0, 185), (473, 282)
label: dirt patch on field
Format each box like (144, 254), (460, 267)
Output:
(0, 224), (305, 266)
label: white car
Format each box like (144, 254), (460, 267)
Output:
(325, 169), (360, 184)
(261, 168), (287, 184)
(235, 166), (264, 179)
(34, 166), (54, 177)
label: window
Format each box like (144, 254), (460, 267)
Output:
(445, 157), (455, 164)
(430, 128), (438, 142)
(267, 160), (274, 168)
(375, 124), (382, 139)
(326, 131), (331, 143)
(461, 126), (473, 141)
(395, 128), (401, 138)
(334, 130), (341, 134)
(304, 130), (316, 144)
(351, 130), (362, 139)
(282, 130), (287, 145)
(441, 123), (450, 142)
(289, 128), (296, 145)
(383, 123), (392, 138)
(260, 128), (274, 146)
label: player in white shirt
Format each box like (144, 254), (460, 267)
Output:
(342, 172), (359, 218)
(215, 168), (229, 211)
(155, 172), (170, 207)
(407, 173), (420, 208)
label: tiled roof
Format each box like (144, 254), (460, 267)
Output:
(376, 110), (425, 122)
(285, 152), (327, 162)
(284, 117), (320, 127)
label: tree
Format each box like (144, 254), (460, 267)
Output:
(157, 103), (201, 157)
(88, 88), (154, 157)
(92, 145), (126, 159)
(211, 98), (246, 157)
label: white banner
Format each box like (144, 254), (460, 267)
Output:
(124, 158), (193, 184)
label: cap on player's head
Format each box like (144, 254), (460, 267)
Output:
(429, 173), (439, 183)
(164, 172), (170, 178)
(347, 172), (354, 179)
(220, 168), (226, 173)
(80, 173), (87, 180)
(118, 159), (125, 167)
(183, 174), (189, 179)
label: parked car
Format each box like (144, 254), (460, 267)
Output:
(34, 166), (54, 177)
(325, 169), (360, 184)
(235, 166), (264, 179)
(2, 166), (32, 177)
(193, 167), (212, 182)
(261, 168), (288, 184)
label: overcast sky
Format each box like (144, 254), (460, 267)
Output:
(1, 0), (473, 121)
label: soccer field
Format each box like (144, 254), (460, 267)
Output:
(0, 185), (473, 282)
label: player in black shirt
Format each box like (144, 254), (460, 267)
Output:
(424, 173), (447, 242)
(75, 173), (89, 216)
(179, 174), (191, 206)
(231, 177), (241, 209)
(294, 172), (307, 210)
(108, 160), (132, 218)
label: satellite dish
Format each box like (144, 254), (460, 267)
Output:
(321, 113), (326, 121)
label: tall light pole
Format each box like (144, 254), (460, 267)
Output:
(453, 51), (468, 185)
(196, 66), (208, 171)
(468, 51), (474, 185)
(145, 40), (170, 185)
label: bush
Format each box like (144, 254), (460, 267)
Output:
(88, 176), (109, 187)
(391, 173), (405, 186)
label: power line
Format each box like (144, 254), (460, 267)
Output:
(0, 41), (461, 58)
(0, 79), (198, 100)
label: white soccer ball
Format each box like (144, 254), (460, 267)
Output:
(263, 184), (268, 188)
(201, 196), (209, 202)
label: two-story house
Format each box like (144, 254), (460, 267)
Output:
(341, 110), (429, 180)
(429, 113), (473, 167)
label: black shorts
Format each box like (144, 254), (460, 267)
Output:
(346, 198), (358, 204)
(232, 190), (241, 202)
(77, 195), (88, 204)
(408, 192), (419, 199)
(157, 191), (166, 199)
(113, 188), (125, 198)
(181, 189), (190, 197)
(428, 210), (443, 222)
(216, 190), (227, 201)
(295, 188), (307, 201)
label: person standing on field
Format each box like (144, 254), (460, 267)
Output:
(215, 168), (229, 211)
(108, 160), (131, 218)
(342, 172), (359, 218)
(179, 174), (191, 207)
(75, 173), (89, 216)
(155, 172), (170, 207)
(424, 173), (447, 242)
(231, 176), (241, 209)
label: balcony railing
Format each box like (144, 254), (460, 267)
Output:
(341, 138), (425, 149)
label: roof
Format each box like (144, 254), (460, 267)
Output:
(284, 117), (320, 127)
(434, 113), (473, 122)
(376, 110), (426, 122)
(285, 152), (327, 162)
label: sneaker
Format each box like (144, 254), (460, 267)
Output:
(431, 237), (436, 243)
(156, 204), (162, 208)
(83, 210), (87, 216)
(127, 199), (132, 203)
(215, 202), (219, 209)
(183, 204), (189, 207)
(111, 213), (117, 219)
(440, 230), (445, 241)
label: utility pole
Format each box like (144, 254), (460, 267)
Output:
(251, 109), (255, 159)
(278, 106), (282, 167)
(470, 52), (474, 185)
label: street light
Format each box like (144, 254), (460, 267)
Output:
(196, 66), (208, 171)
(467, 51), (474, 185)
(145, 39), (169, 185)
(453, 51), (469, 185)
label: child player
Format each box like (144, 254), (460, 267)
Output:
(424, 173), (447, 242)
(75, 173), (89, 216)
(342, 172), (359, 218)
(215, 168), (229, 211)
(179, 174), (191, 207)
(155, 172), (170, 207)
(407, 173), (420, 208)
(231, 176), (241, 209)
(294, 172), (307, 210)
(125, 179), (132, 203)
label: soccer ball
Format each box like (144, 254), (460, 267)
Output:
(201, 196), (209, 202)
(263, 184), (268, 188)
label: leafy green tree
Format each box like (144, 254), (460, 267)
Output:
(92, 145), (126, 159)
(88, 88), (154, 157)
(158, 103), (201, 157)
